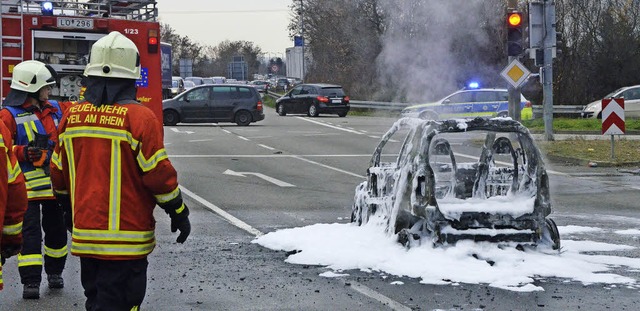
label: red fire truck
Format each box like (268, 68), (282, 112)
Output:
(0, 0), (163, 121)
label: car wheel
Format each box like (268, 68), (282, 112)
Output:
(163, 110), (179, 126)
(308, 104), (319, 117)
(418, 111), (438, 120)
(543, 218), (561, 250)
(337, 111), (347, 117)
(277, 104), (286, 116)
(235, 110), (252, 126)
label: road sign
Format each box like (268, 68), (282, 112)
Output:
(602, 98), (625, 135)
(271, 65), (279, 73)
(500, 59), (530, 88)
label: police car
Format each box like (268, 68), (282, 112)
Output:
(400, 85), (531, 120)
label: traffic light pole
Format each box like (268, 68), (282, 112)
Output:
(507, 0), (522, 121)
(541, 0), (555, 141)
(508, 57), (521, 121)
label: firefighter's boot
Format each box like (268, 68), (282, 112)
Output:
(23, 283), (40, 299)
(48, 274), (64, 289)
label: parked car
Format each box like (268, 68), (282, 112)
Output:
(170, 76), (185, 98)
(249, 80), (270, 93)
(351, 117), (560, 250)
(274, 78), (290, 92)
(275, 83), (350, 117)
(162, 84), (265, 126)
(401, 87), (531, 120)
(202, 77), (214, 85)
(211, 76), (226, 84)
(183, 80), (196, 90)
(581, 85), (640, 118)
(185, 76), (204, 86)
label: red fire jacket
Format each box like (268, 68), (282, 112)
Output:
(0, 100), (66, 201)
(0, 120), (28, 290)
(50, 101), (182, 260)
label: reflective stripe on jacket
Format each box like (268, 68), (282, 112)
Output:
(3, 100), (62, 200)
(50, 101), (180, 260)
(0, 121), (28, 290)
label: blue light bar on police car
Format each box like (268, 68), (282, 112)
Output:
(467, 82), (480, 89)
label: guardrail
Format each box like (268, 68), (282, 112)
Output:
(532, 105), (584, 118)
(349, 100), (410, 111)
(265, 91), (586, 118)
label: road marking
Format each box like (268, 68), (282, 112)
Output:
(179, 185), (263, 237)
(258, 144), (276, 151)
(223, 169), (295, 187)
(188, 139), (213, 143)
(170, 128), (194, 134)
(222, 129), (232, 134)
(291, 155), (365, 178)
(237, 136), (250, 141)
(347, 281), (413, 311)
(296, 117), (366, 135)
(178, 185), (411, 311)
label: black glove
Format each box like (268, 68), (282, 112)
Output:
(1, 244), (22, 265)
(170, 205), (190, 244)
(24, 146), (44, 163)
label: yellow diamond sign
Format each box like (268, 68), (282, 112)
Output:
(500, 59), (530, 88)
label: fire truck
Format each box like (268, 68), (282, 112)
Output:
(0, 0), (163, 121)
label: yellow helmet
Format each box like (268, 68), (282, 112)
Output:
(84, 31), (141, 80)
(10, 60), (57, 93)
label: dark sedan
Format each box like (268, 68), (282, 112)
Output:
(275, 83), (350, 117)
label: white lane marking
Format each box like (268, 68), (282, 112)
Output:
(222, 129), (232, 134)
(290, 155), (365, 178)
(170, 128), (194, 134)
(237, 136), (250, 141)
(179, 185), (263, 237)
(368, 135), (380, 139)
(296, 117), (365, 135)
(347, 281), (413, 311)
(188, 139), (213, 143)
(169, 154), (379, 158)
(302, 133), (341, 137)
(258, 144), (276, 151)
(223, 169), (295, 187)
(179, 185), (411, 311)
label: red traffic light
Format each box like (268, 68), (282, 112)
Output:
(507, 12), (522, 27)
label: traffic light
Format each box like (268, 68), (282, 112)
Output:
(506, 12), (523, 56)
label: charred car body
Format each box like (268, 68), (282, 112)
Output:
(351, 117), (560, 250)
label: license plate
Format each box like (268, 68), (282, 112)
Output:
(57, 18), (94, 29)
(331, 99), (342, 103)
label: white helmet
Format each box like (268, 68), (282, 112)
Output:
(10, 60), (57, 93)
(84, 31), (141, 80)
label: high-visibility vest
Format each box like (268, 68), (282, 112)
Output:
(4, 100), (62, 200)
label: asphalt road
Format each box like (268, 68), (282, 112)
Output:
(0, 107), (638, 310)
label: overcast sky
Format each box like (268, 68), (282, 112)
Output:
(156, 0), (293, 56)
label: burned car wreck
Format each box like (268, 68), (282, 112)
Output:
(351, 117), (561, 250)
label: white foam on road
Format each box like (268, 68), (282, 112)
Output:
(253, 222), (640, 292)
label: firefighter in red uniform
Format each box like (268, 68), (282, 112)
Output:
(0, 120), (28, 291)
(50, 31), (191, 310)
(0, 60), (68, 299)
